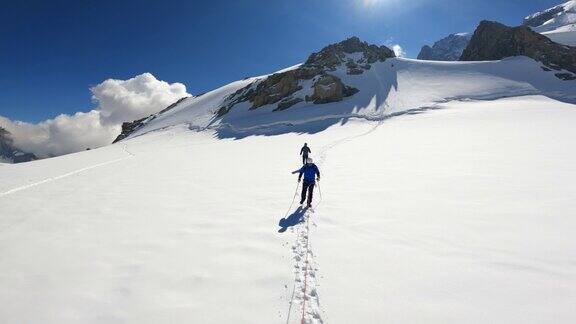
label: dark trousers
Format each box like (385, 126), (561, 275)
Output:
(302, 155), (308, 165)
(300, 181), (315, 205)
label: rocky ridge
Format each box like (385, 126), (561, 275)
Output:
(460, 20), (576, 80)
(216, 37), (393, 116)
(113, 97), (190, 143)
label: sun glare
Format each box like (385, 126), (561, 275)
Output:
(362, 0), (381, 7)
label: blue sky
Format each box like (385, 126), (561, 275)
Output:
(1, 0), (561, 122)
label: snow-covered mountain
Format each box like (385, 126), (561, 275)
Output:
(114, 36), (574, 143)
(1, 36), (576, 324)
(417, 33), (472, 61)
(523, 0), (576, 45)
(0, 127), (37, 163)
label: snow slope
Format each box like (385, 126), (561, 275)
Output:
(542, 24), (576, 46)
(525, 1), (576, 45)
(527, 0), (576, 33)
(125, 56), (575, 141)
(1, 95), (575, 323)
(2, 50), (576, 323)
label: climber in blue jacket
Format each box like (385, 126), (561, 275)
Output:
(297, 158), (321, 207)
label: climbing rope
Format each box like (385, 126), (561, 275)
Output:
(300, 213), (311, 324)
(282, 181), (301, 220)
(299, 180), (324, 324)
(314, 181), (323, 209)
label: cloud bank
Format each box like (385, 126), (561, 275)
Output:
(94, 73), (188, 125)
(0, 73), (189, 158)
(391, 44), (406, 58)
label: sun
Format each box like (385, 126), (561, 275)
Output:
(362, 0), (381, 7)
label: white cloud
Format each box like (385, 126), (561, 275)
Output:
(391, 44), (406, 58)
(93, 72), (188, 125)
(0, 73), (190, 158)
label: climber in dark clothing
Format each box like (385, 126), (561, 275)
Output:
(298, 158), (321, 207)
(300, 143), (311, 165)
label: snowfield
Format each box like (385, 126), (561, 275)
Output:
(126, 57), (575, 140)
(542, 24), (576, 46)
(1, 54), (576, 324)
(529, 0), (576, 46)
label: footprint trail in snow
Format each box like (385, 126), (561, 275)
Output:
(284, 121), (383, 324)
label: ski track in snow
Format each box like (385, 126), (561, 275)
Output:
(0, 145), (135, 199)
(0, 145), (134, 234)
(285, 121), (383, 324)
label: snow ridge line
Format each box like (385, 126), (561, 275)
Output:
(0, 144), (134, 199)
(195, 107), (441, 136)
(132, 105), (442, 141)
(123, 91), (562, 142)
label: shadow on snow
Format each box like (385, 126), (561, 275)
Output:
(278, 206), (307, 233)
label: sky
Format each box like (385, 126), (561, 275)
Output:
(0, 0), (562, 123)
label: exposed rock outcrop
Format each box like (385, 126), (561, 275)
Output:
(417, 33), (472, 61)
(304, 36), (395, 73)
(0, 127), (37, 163)
(460, 21), (576, 80)
(306, 75), (359, 104)
(113, 96), (190, 143)
(216, 37), (395, 116)
(250, 72), (302, 109)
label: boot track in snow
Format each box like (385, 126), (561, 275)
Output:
(284, 122), (383, 323)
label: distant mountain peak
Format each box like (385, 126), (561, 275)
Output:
(305, 37), (395, 69)
(523, 1), (575, 32)
(461, 20), (576, 80)
(417, 33), (472, 61)
(215, 37), (394, 116)
(0, 127), (37, 163)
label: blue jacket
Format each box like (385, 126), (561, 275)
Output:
(298, 163), (320, 183)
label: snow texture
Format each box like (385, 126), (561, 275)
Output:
(526, 1), (576, 46)
(124, 56), (575, 141)
(1, 55), (576, 323)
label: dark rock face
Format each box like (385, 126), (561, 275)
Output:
(556, 72), (576, 80)
(275, 98), (304, 111)
(417, 33), (472, 61)
(216, 37), (395, 116)
(418, 45), (434, 60)
(0, 127), (38, 163)
(113, 117), (149, 144)
(251, 72), (302, 109)
(113, 96), (190, 143)
(305, 36), (395, 72)
(460, 21), (576, 80)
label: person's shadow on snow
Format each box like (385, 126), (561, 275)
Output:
(278, 206), (306, 233)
